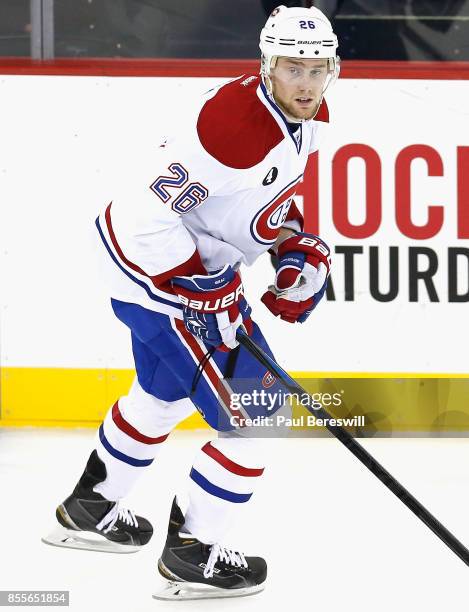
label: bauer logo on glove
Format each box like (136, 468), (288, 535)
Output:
(172, 265), (253, 351)
(261, 232), (331, 323)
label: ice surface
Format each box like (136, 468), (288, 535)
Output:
(0, 428), (468, 611)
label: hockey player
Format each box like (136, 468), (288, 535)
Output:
(43, 5), (339, 600)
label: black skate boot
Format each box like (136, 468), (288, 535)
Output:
(154, 497), (267, 600)
(42, 450), (153, 553)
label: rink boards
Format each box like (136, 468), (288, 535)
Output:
(0, 62), (467, 430)
(2, 367), (468, 433)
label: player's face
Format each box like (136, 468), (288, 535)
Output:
(270, 57), (329, 120)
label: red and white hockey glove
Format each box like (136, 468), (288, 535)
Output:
(261, 232), (331, 323)
(172, 265), (253, 351)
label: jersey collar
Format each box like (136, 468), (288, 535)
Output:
(258, 81), (303, 154)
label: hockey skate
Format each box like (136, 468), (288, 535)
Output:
(42, 450), (153, 554)
(153, 497), (267, 600)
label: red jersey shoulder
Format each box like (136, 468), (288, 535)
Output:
(196, 75), (284, 170)
(314, 98), (329, 123)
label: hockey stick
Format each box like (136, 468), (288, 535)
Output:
(235, 328), (469, 567)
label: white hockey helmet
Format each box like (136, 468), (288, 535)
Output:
(259, 5), (340, 97)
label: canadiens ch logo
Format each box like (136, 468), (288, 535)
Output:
(262, 167), (278, 186)
(250, 179), (301, 245)
(262, 371), (276, 388)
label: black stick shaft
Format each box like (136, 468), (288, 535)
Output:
(236, 328), (469, 567)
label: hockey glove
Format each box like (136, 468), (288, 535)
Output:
(261, 232), (331, 323)
(172, 265), (253, 351)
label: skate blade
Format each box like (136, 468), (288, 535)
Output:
(41, 526), (140, 554)
(153, 580), (265, 601)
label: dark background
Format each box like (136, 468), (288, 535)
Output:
(1, 0), (469, 60)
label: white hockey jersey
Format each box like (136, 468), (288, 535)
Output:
(96, 75), (329, 317)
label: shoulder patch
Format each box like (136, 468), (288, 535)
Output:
(314, 99), (329, 123)
(197, 76), (284, 170)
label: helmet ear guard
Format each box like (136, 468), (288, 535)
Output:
(323, 55), (341, 93)
(260, 54), (277, 96)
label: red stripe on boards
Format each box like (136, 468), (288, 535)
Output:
(2, 58), (469, 80)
